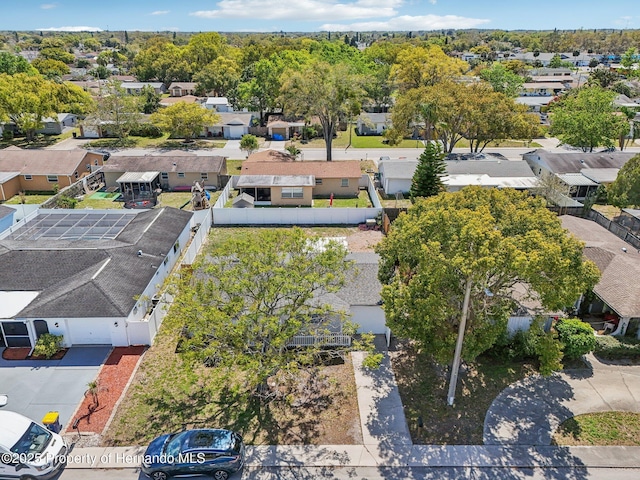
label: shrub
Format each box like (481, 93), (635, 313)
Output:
(555, 318), (596, 359)
(594, 335), (640, 360)
(130, 123), (163, 138)
(33, 333), (64, 359)
(489, 317), (564, 375)
(56, 195), (77, 209)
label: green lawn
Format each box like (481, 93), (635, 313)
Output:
(313, 190), (372, 208)
(553, 412), (640, 446)
(391, 343), (535, 444)
(4, 194), (52, 204)
(226, 160), (244, 174)
(294, 127), (543, 150)
(83, 136), (226, 150)
(157, 192), (193, 210)
(0, 130), (75, 149)
(75, 197), (123, 209)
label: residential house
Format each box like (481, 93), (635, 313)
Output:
(523, 149), (636, 200)
(238, 150), (361, 205)
(520, 82), (565, 97)
(120, 82), (166, 95)
(338, 252), (387, 334)
(356, 112), (391, 136)
(204, 97), (232, 112)
(102, 151), (228, 192)
(168, 82), (198, 97)
(0, 147), (105, 200)
(561, 214), (640, 338)
(159, 95), (202, 107)
(204, 112), (254, 139)
(377, 154), (538, 195)
(0, 205), (14, 234)
(36, 113), (78, 135)
(266, 118), (305, 140)
(0, 207), (193, 348)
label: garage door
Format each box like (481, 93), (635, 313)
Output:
(227, 126), (245, 139)
(66, 319), (112, 345)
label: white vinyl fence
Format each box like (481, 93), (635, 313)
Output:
(212, 175), (382, 225)
(181, 208), (213, 265)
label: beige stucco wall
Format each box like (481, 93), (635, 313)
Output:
(105, 171), (222, 190)
(0, 176), (22, 201)
(20, 174), (74, 192)
(313, 177), (359, 197)
(271, 186), (313, 206)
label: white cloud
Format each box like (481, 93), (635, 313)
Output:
(38, 26), (103, 32)
(151, 10), (170, 15)
(429, 0), (437, 4)
(321, 14), (490, 31)
(40, 3), (57, 9)
(190, 0), (403, 21)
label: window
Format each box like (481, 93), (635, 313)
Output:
(341, 178), (349, 187)
(74, 171), (79, 179)
(281, 187), (304, 198)
(47, 175), (58, 183)
(161, 172), (169, 180)
(177, 172), (185, 178)
(23, 174), (32, 181)
(315, 178), (323, 185)
(200, 173), (208, 180)
(173, 240), (180, 253)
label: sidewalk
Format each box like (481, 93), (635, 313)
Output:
(62, 444), (640, 469)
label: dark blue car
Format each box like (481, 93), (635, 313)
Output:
(141, 429), (244, 480)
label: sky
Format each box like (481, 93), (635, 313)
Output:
(3, 0), (640, 33)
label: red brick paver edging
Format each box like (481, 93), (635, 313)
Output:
(65, 346), (146, 434)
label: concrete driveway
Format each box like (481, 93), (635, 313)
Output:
(0, 347), (110, 430)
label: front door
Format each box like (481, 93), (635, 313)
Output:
(34, 320), (49, 339)
(0, 321), (31, 347)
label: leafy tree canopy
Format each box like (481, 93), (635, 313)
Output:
(376, 187), (599, 364)
(0, 52), (38, 75)
(281, 61), (364, 161)
(151, 102), (219, 141)
(608, 153), (640, 207)
(172, 228), (367, 398)
(550, 86), (630, 152)
(410, 141), (447, 201)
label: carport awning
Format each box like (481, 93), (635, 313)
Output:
(116, 171), (160, 183)
(0, 291), (40, 318)
(237, 174), (315, 188)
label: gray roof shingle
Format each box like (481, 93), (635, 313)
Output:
(0, 208), (192, 318)
(561, 215), (640, 317)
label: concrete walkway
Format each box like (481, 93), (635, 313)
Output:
(484, 354), (640, 445)
(351, 351), (412, 457)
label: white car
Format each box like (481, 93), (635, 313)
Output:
(0, 411), (67, 479)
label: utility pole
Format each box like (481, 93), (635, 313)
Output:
(447, 277), (472, 406)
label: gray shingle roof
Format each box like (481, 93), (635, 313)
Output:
(526, 149), (636, 174)
(336, 253), (382, 306)
(561, 215), (640, 317)
(0, 208), (192, 318)
(103, 153), (226, 174)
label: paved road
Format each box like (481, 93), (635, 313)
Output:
(57, 465), (640, 479)
(484, 354), (640, 445)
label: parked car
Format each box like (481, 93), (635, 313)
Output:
(141, 429), (244, 480)
(0, 410), (67, 480)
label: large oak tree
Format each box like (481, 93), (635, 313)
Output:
(376, 187), (599, 364)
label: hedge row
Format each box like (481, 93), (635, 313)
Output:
(594, 335), (640, 360)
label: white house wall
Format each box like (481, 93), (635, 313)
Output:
(384, 178), (412, 195)
(351, 306), (387, 334)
